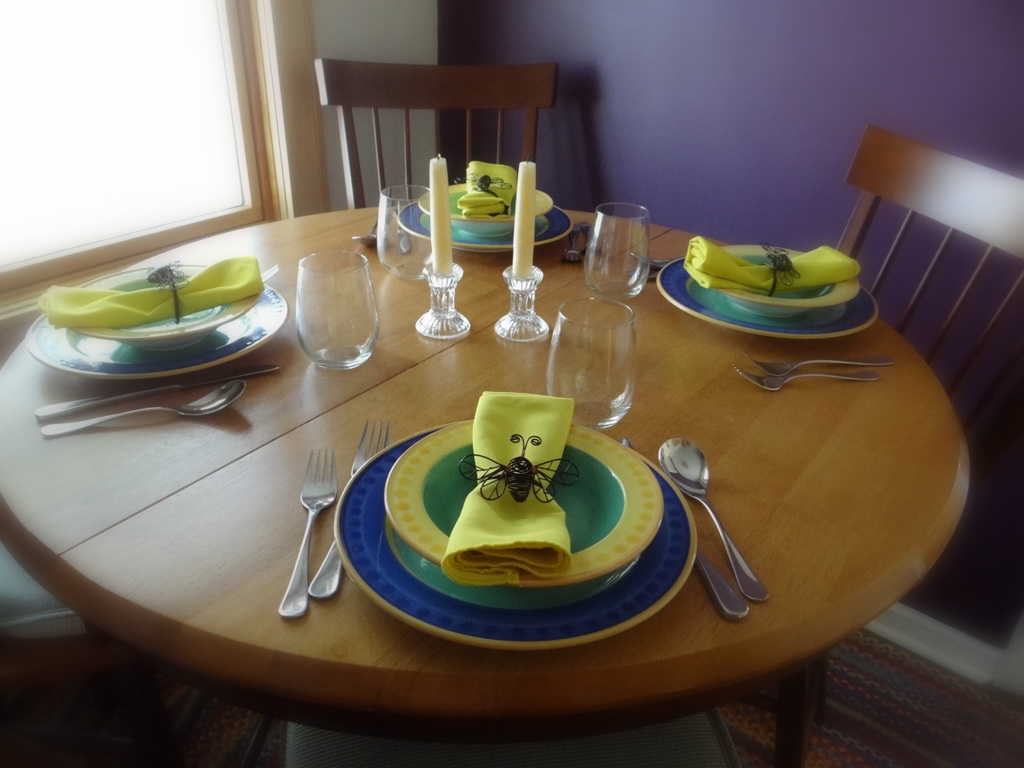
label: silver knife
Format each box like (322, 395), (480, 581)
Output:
(35, 364), (279, 421)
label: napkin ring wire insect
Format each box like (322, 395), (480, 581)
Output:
(760, 243), (800, 296)
(459, 434), (579, 503)
(147, 262), (188, 323)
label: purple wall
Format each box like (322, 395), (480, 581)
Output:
(439, 0), (1024, 646)
(440, 0), (1024, 250)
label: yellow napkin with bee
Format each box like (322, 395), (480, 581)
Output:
(442, 392), (575, 586)
(457, 161), (518, 217)
(37, 256), (264, 329)
(683, 237), (860, 295)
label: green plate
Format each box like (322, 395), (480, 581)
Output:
(386, 523), (639, 609)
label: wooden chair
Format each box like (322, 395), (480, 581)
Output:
(0, 541), (185, 766)
(838, 125), (1024, 443)
(314, 59), (558, 209)
(766, 127), (1024, 768)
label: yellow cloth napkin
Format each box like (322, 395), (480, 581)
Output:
(37, 256), (264, 329)
(458, 161), (517, 217)
(683, 237), (860, 295)
(442, 392), (575, 586)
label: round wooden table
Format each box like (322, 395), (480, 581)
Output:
(0, 210), (967, 754)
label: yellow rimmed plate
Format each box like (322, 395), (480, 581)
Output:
(384, 421), (664, 587)
(717, 246), (861, 319)
(419, 185), (554, 239)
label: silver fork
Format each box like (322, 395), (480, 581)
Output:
(734, 366), (880, 391)
(742, 352), (894, 376)
(563, 222), (589, 262)
(279, 449), (338, 618)
(308, 420), (392, 599)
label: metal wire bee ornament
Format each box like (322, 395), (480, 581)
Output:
(459, 434), (579, 504)
(147, 262), (189, 323)
(760, 243), (801, 296)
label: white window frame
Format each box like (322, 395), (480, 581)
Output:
(0, 0), (326, 320)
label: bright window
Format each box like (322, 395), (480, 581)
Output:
(0, 0), (268, 294)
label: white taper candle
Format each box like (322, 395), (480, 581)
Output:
(511, 161), (536, 278)
(429, 156), (453, 273)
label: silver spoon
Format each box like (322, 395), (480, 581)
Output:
(351, 222), (377, 248)
(658, 438), (769, 602)
(41, 380), (246, 437)
(623, 438), (747, 620)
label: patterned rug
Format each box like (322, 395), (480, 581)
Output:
(5, 630), (1022, 767)
(720, 630), (1024, 768)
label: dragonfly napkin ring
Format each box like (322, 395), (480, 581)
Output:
(147, 262), (189, 323)
(760, 243), (800, 296)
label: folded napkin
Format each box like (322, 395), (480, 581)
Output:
(683, 237), (860, 295)
(442, 392), (575, 587)
(458, 161), (517, 217)
(37, 256), (264, 329)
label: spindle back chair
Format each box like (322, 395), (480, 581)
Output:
(314, 59), (558, 209)
(838, 125), (1024, 435)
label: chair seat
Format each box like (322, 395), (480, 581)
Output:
(285, 710), (742, 768)
(0, 543), (84, 639)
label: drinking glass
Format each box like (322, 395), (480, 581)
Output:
(546, 297), (636, 429)
(583, 202), (651, 299)
(377, 184), (431, 279)
(296, 251), (379, 369)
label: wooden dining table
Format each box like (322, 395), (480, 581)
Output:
(0, 209), (967, 766)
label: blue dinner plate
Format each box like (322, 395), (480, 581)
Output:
(337, 430), (696, 650)
(399, 204), (573, 253)
(26, 286), (288, 379)
(656, 260), (877, 339)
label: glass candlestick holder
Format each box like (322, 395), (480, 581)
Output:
(415, 263), (471, 339)
(494, 265), (548, 342)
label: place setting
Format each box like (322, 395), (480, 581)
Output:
(656, 237), (878, 338)
(26, 255), (287, 380)
(396, 159), (572, 254)
(332, 391), (699, 650)
(22, 255), (287, 436)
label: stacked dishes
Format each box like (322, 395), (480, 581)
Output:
(399, 185), (573, 252)
(336, 422), (698, 649)
(656, 245), (878, 339)
(27, 265), (287, 379)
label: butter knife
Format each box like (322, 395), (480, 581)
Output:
(35, 364), (279, 421)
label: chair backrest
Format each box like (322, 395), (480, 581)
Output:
(314, 59), (558, 209)
(838, 125), (1024, 436)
